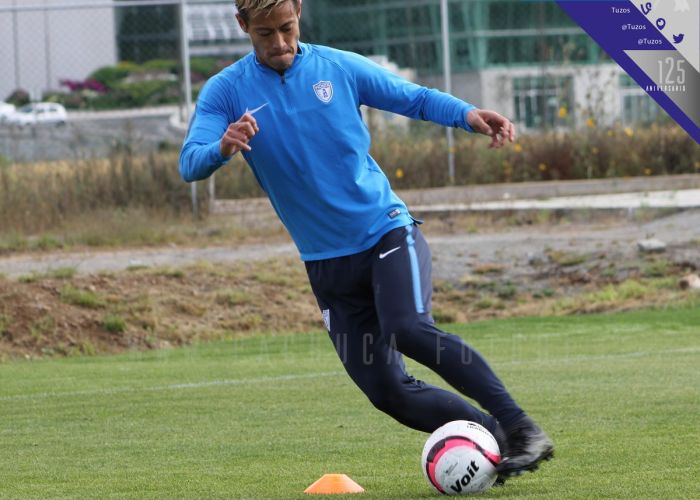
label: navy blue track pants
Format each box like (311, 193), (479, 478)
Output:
(305, 224), (525, 434)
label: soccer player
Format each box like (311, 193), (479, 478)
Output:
(179, 0), (553, 481)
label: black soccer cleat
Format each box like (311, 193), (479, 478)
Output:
(496, 416), (554, 480)
(492, 422), (509, 486)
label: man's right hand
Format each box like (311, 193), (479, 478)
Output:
(220, 113), (259, 157)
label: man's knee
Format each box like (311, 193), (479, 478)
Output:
(380, 315), (443, 356)
(380, 316), (420, 343)
(366, 384), (413, 415)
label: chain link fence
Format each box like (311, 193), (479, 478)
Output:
(0, 0), (250, 163)
(0, 0), (257, 107)
(0, 0), (666, 166)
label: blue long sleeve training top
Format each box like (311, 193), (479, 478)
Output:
(180, 42), (476, 261)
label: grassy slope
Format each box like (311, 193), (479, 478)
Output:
(1, 306), (698, 499)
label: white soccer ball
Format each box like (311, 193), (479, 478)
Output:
(421, 420), (501, 495)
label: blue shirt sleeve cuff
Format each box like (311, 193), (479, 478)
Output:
(211, 139), (233, 164)
(463, 105), (478, 133)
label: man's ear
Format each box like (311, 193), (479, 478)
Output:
(235, 13), (248, 33)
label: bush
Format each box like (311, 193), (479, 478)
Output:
(60, 285), (105, 309)
(89, 66), (131, 89)
(0, 125), (697, 236)
(114, 80), (172, 107)
(5, 89), (30, 107)
(214, 157), (266, 199)
(141, 59), (179, 74)
(52, 92), (88, 110)
(375, 123), (700, 190)
(213, 123), (700, 198)
(55, 58), (234, 111)
(115, 61), (144, 75)
(89, 91), (130, 110)
(103, 315), (127, 334)
(69, 61), (183, 109)
(0, 153), (199, 234)
(59, 79), (108, 94)
(190, 57), (223, 79)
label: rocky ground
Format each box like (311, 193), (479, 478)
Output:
(427, 208), (700, 295)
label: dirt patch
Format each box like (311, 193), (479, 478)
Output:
(1, 253), (698, 360)
(1, 209), (699, 360)
(0, 259), (320, 359)
(428, 247), (699, 324)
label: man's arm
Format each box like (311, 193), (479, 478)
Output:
(179, 80), (258, 182)
(344, 51), (514, 147)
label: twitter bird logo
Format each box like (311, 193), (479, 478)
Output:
(672, 33), (684, 44)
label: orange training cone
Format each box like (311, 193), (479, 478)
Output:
(304, 474), (365, 494)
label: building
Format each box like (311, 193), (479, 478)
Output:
(0, 0), (117, 101)
(116, 1), (179, 62)
(0, 0), (661, 127)
(306, 0), (661, 129)
(116, 1), (252, 62)
(0, 0), (252, 102)
(186, 2), (250, 58)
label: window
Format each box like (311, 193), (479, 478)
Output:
(619, 75), (663, 125)
(309, 0), (597, 74)
(513, 75), (574, 129)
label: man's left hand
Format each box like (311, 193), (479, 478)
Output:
(467, 109), (516, 149)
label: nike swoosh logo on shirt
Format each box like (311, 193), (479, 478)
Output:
(379, 247), (401, 259)
(244, 102), (269, 115)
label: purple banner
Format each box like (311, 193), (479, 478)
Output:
(556, 0), (700, 144)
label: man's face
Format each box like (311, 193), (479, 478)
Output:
(237, 1), (301, 73)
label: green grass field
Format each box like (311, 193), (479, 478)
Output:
(1, 306), (699, 499)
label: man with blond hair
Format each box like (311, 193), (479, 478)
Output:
(180, 0), (553, 482)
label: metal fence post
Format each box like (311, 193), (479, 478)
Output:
(178, 0), (197, 217)
(12, 0), (20, 89)
(440, 0), (455, 185)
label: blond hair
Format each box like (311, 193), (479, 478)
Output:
(235, 0), (300, 22)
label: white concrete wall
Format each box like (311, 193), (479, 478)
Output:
(0, 0), (116, 101)
(478, 63), (623, 129)
(570, 64), (621, 127)
(420, 71), (484, 111)
(414, 64), (625, 131)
